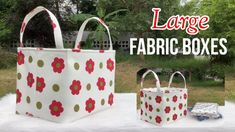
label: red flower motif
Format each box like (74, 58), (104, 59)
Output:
(17, 51), (25, 65)
(149, 104), (153, 112)
(155, 116), (162, 124)
(16, 89), (22, 104)
(27, 72), (34, 88)
(184, 109), (187, 116)
(85, 98), (96, 113)
(164, 106), (171, 113)
(72, 49), (81, 52)
(96, 77), (106, 91)
(69, 80), (81, 95)
(108, 93), (114, 106)
(51, 57), (65, 73)
(106, 58), (114, 72)
(178, 103), (183, 110)
(184, 93), (187, 100)
(155, 96), (162, 104)
(85, 59), (95, 74)
(172, 95), (178, 102)
(20, 22), (26, 32)
(140, 109), (143, 115)
(51, 20), (56, 29)
(145, 102), (148, 109)
(173, 114), (178, 121)
(140, 91), (144, 97)
(36, 77), (46, 92)
(49, 100), (64, 117)
(26, 112), (33, 117)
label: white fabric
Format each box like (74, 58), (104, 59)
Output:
(1, 93), (234, 132)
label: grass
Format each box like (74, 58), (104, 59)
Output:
(0, 50), (16, 69)
(225, 73), (235, 101)
(0, 67), (16, 97)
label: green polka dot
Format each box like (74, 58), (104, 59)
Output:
(37, 60), (44, 67)
(140, 101), (143, 104)
(180, 113), (182, 116)
(184, 104), (187, 107)
(74, 63), (80, 70)
(36, 102), (42, 110)
(101, 98), (105, 105)
(86, 83), (91, 91)
(148, 96), (152, 100)
(167, 117), (170, 121)
(156, 108), (160, 112)
(149, 116), (152, 120)
(173, 107), (176, 110)
(26, 96), (30, 103)
(28, 56), (33, 63)
(145, 94), (147, 97)
(52, 84), (60, 92)
(145, 113), (147, 116)
(17, 73), (22, 80)
(180, 96), (182, 99)
(109, 80), (113, 87)
(74, 104), (80, 112)
(166, 98), (169, 102)
(99, 62), (103, 69)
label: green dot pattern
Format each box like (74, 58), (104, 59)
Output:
(74, 104), (80, 112)
(52, 84), (60, 92)
(26, 96), (30, 103)
(86, 83), (91, 91)
(36, 102), (42, 110)
(28, 56), (33, 63)
(99, 62), (103, 69)
(74, 63), (80, 70)
(37, 60), (44, 67)
(17, 73), (22, 80)
(101, 98), (105, 105)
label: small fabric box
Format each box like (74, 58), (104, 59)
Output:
(191, 102), (220, 118)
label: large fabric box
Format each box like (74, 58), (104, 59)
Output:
(16, 6), (115, 123)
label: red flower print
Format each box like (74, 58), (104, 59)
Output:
(51, 57), (65, 73)
(145, 102), (148, 109)
(140, 91), (144, 97)
(72, 49), (81, 52)
(96, 77), (106, 91)
(26, 112), (33, 117)
(51, 20), (56, 29)
(85, 98), (96, 113)
(17, 51), (25, 65)
(184, 93), (187, 100)
(49, 100), (64, 117)
(184, 109), (187, 116)
(106, 58), (114, 72)
(36, 77), (46, 92)
(155, 96), (162, 104)
(178, 103), (183, 110)
(20, 22), (26, 32)
(173, 114), (178, 121)
(85, 59), (95, 74)
(16, 89), (22, 104)
(149, 104), (153, 112)
(140, 109), (143, 115)
(27, 72), (35, 88)
(155, 116), (162, 124)
(69, 80), (81, 95)
(99, 50), (104, 53)
(172, 95), (178, 102)
(164, 106), (171, 113)
(108, 93), (114, 106)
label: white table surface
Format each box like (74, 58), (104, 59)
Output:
(0, 93), (235, 132)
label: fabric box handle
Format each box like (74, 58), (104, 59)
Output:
(168, 71), (187, 89)
(140, 70), (161, 90)
(20, 6), (64, 49)
(74, 17), (113, 50)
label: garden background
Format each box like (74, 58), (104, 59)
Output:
(0, 0), (235, 106)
